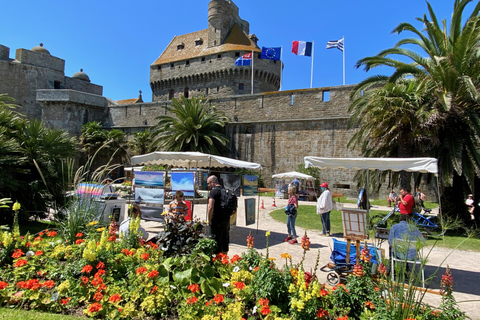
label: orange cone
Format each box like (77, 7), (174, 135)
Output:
(271, 197), (276, 207)
(260, 200), (265, 209)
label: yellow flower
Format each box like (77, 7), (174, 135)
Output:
(12, 202), (21, 211)
(281, 253), (291, 259)
(87, 221), (98, 226)
(268, 257), (276, 261)
(97, 227), (105, 232)
(161, 211), (168, 216)
(265, 231), (271, 237)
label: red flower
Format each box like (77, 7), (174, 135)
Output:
(11, 249), (24, 258)
(320, 288), (329, 296)
(317, 308), (329, 318)
(230, 254), (241, 263)
(0, 282), (8, 290)
(150, 286), (157, 294)
(18, 279), (41, 290)
(365, 301), (375, 309)
(34, 236), (43, 242)
(108, 236), (116, 242)
(76, 233), (83, 238)
(188, 283), (200, 293)
(81, 265), (93, 273)
(213, 294), (224, 304)
(94, 269), (106, 278)
(91, 277), (103, 287)
(35, 250), (43, 256)
(141, 253), (149, 261)
(39, 231), (44, 236)
(233, 281), (245, 290)
(93, 292), (103, 301)
(81, 276), (89, 284)
(186, 296), (198, 304)
(97, 283), (107, 292)
(89, 303), (102, 313)
(96, 261), (105, 269)
(14, 259), (28, 268)
(42, 280), (55, 289)
(377, 263), (387, 275)
(246, 234), (254, 248)
(337, 316), (348, 320)
(60, 297), (71, 305)
(75, 239), (85, 245)
(258, 298), (269, 306)
(121, 248), (134, 256)
(261, 306), (271, 315)
(47, 231), (57, 237)
(25, 242), (31, 247)
(147, 270), (159, 278)
(109, 293), (121, 303)
(254, 266), (259, 272)
(136, 267), (147, 274)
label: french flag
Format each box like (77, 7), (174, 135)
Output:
(292, 41), (313, 57)
(235, 53), (252, 66)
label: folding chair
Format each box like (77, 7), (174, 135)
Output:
(390, 238), (425, 288)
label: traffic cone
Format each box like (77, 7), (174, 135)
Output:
(271, 197), (276, 207)
(260, 200), (265, 209)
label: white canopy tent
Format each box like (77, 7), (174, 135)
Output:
(271, 171), (316, 180)
(304, 156), (440, 217)
(131, 151), (262, 170)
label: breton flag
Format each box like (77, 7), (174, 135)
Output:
(235, 52), (252, 66)
(326, 38), (344, 51)
(292, 41), (312, 57)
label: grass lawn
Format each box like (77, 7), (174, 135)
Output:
(0, 308), (82, 319)
(270, 205), (480, 252)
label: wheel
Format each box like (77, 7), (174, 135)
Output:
(424, 216), (446, 236)
(326, 271), (341, 286)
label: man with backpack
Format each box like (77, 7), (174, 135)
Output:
(207, 175), (232, 254)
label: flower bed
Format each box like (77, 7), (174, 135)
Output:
(0, 221), (466, 319)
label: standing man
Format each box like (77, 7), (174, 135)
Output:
(207, 175), (229, 254)
(398, 187), (415, 217)
(317, 182), (333, 236)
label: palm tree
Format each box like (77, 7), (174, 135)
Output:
(128, 129), (159, 155)
(154, 96), (230, 155)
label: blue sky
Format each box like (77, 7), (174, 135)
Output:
(1, 0), (462, 102)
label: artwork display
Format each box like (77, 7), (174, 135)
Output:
(220, 174), (241, 196)
(171, 172), (195, 197)
(275, 179), (287, 198)
(242, 175), (258, 197)
(245, 198), (256, 226)
(135, 187), (165, 204)
(135, 171), (164, 187)
(341, 208), (368, 240)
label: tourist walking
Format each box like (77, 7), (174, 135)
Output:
(207, 175), (230, 254)
(284, 185), (299, 244)
(317, 182), (333, 236)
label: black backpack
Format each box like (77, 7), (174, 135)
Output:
(216, 186), (238, 217)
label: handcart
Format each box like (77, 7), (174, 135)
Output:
(321, 238), (380, 286)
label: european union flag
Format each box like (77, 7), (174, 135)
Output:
(261, 47), (281, 61)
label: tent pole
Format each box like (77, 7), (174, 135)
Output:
(256, 168), (262, 234)
(366, 170), (370, 227)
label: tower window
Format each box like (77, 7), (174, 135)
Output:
(177, 44), (184, 51)
(235, 52), (240, 57)
(186, 60), (190, 66)
(184, 87), (189, 98)
(170, 63), (174, 69)
(239, 83), (244, 91)
(323, 90), (330, 102)
(217, 54), (222, 59)
(54, 80), (61, 89)
(169, 89), (174, 100)
(195, 40), (203, 46)
(201, 57), (206, 63)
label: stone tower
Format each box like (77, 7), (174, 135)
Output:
(149, 0), (281, 102)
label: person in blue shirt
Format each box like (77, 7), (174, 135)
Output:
(388, 214), (425, 260)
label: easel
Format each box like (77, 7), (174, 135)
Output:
(341, 208), (368, 263)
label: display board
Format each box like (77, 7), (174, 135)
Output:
(243, 175), (258, 196)
(135, 171), (164, 187)
(245, 198), (256, 226)
(220, 174), (241, 196)
(171, 172), (195, 197)
(341, 208), (368, 240)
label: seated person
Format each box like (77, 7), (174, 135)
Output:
(388, 214), (425, 260)
(466, 194), (475, 220)
(118, 204), (148, 240)
(168, 190), (189, 220)
(387, 189), (397, 207)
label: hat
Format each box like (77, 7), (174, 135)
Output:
(468, 194), (473, 197)
(320, 182), (328, 188)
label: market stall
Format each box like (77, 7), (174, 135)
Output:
(271, 171), (316, 200)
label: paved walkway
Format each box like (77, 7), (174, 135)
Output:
(141, 196), (480, 319)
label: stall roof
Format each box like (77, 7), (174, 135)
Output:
(272, 171), (316, 180)
(131, 151), (262, 170)
(304, 157), (438, 174)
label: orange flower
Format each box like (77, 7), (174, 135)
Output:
(365, 301), (375, 309)
(35, 250), (43, 256)
(121, 248), (134, 256)
(141, 253), (149, 261)
(319, 288), (329, 296)
(337, 316), (348, 320)
(230, 254), (241, 263)
(258, 298), (269, 306)
(233, 281), (245, 290)
(136, 267), (147, 274)
(47, 231), (57, 237)
(150, 286), (157, 294)
(317, 308), (329, 318)
(186, 296), (198, 304)
(11, 249), (24, 258)
(96, 283), (107, 292)
(76, 232), (83, 238)
(213, 294), (224, 304)
(221, 258), (229, 265)
(81, 265), (93, 273)
(89, 302), (102, 313)
(147, 270), (159, 278)
(0, 282), (8, 290)
(39, 231), (45, 236)
(91, 277), (103, 287)
(42, 280), (55, 289)
(34, 236), (43, 242)
(94, 269), (106, 278)
(75, 239), (85, 245)
(188, 284), (200, 293)
(261, 306), (271, 315)
(254, 266), (259, 272)
(109, 293), (121, 303)
(108, 235), (116, 242)
(60, 297), (71, 305)
(81, 276), (89, 284)
(93, 292), (103, 301)
(14, 259), (27, 268)
(96, 261), (105, 269)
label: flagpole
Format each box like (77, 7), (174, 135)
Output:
(310, 41), (315, 88)
(342, 36), (345, 85)
(251, 50), (254, 94)
(280, 46), (283, 91)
